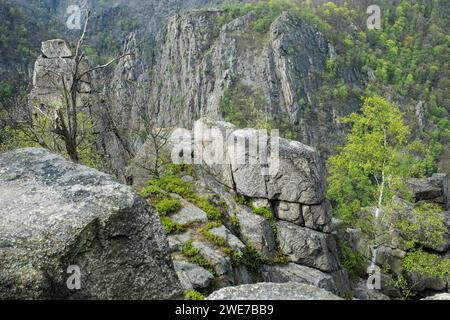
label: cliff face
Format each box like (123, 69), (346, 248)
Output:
(102, 9), (362, 180)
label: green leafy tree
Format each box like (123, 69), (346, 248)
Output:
(327, 95), (410, 225)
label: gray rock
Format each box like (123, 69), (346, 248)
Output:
(352, 281), (391, 300)
(0, 148), (182, 299)
(41, 39), (72, 58)
(260, 263), (338, 294)
(192, 241), (232, 276)
(229, 128), (271, 199)
(207, 282), (343, 300)
(330, 269), (352, 295)
(174, 261), (214, 290)
(191, 119), (326, 205)
(375, 246), (406, 274)
(168, 232), (192, 253)
(193, 119), (237, 190)
(302, 201), (333, 233)
(266, 138), (326, 204)
(422, 293), (450, 300)
(169, 199), (208, 225)
(407, 173), (448, 207)
(234, 266), (253, 285)
(236, 206), (276, 260)
(209, 226), (246, 252)
(276, 221), (340, 272)
(407, 272), (449, 292)
(252, 198), (271, 209)
(380, 273), (402, 298)
(273, 201), (304, 225)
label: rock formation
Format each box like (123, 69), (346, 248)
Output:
(164, 118), (350, 296)
(0, 148), (182, 299)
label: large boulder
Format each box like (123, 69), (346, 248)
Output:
(0, 148), (182, 299)
(276, 221), (340, 272)
(192, 118), (326, 204)
(406, 173), (448, 207)
(207, 282), (343, 300)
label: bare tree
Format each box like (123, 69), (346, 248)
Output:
(31, 11), (132, 163)
(124, 79), (173, 178)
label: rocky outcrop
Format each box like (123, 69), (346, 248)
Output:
(207, 282), (343, 300)
(29, 39), (92, 108)
(41, 39), (72, 58)
(0, 148), (182, 299)
(260, 263), (350, 295)
(276, 221), (340, 272)
(407, 173), (448, 208)
(174, 261), (214, 291)
(168, 118), (349, 295)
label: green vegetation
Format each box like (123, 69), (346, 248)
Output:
(145, 173), (222, 222)
(200, 222), (227, 247)
(243, 243), (265, 272)
(182, 241), (214, 274)
(327, 96), (426, 225)
(327, 95), (448, 297)
(155, 198), (181, 216)
(253, 206), (277, 234)
(160, 216), (185, 235)
(230, 211), (241, 232)
(0, 109), (104, 169)
(184, 290), (206, 300)
(339, 242), (366, 279)
(221, 81), (274, 130)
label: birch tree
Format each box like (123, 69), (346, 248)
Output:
(328, 96), (409, 225)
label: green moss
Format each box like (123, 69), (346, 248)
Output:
(273, 249), (291, 265)
(184, 290), (205, 300)
(252, 206), (277, 235)
(230, 211), (241, 232)
(149, 175), (195, 199)
(161, 216), (185, 235)
(200, 222), (226, 247)
(155, 198), (181, 216)
(140, 185), (163, 198)
(233, 194), (251, 206)
(166, 163), (194, 177)
(191, 196), (222, 222)
(148, 174), (222, 222)
(243, 244), (264, 272)
(182, 241), (214, 274)
(224, 247), (245, 267)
